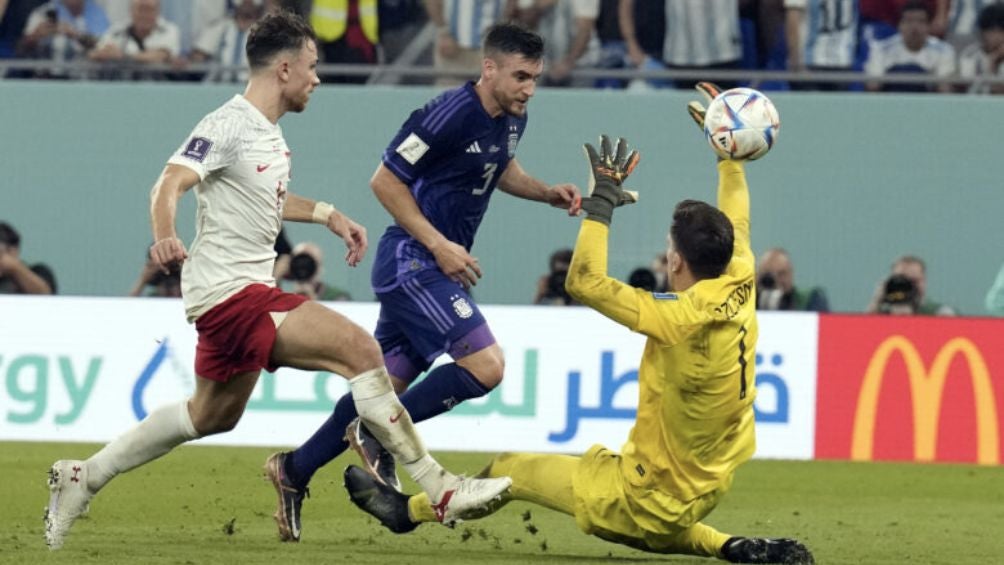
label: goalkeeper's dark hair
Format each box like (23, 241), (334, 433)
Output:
(246, 10), (316, 71)
(670, 200), (734, 280)
(483, 22), (544, 61)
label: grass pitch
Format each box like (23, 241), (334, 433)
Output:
(2, 442), (1002, 564)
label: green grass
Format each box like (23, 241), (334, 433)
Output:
(3, 442), (1003, 564)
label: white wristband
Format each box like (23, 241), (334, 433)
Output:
(312, 201), (335, 224)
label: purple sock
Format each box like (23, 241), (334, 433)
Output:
(398, 363), (491, 422)
(287, 391), (357, 489)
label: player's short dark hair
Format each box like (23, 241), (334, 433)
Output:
(483, 22), (544, 61)
(900, 0), (930, 20)
(246, 10), (316, 70)
(0, 222), (20, 247)
(670, 200), (734, 280)
(978, 2), (1004, 31)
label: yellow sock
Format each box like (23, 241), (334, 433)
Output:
(405, 452), (580, 523)
(652, 522), (732, 557)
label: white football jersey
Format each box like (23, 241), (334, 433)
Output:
(865, 35), (956, 79)
(167, 95), (291, 322)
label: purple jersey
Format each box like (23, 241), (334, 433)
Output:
(372, 82), (528, 291)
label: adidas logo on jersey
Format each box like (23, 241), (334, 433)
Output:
(465, 141), (483, 154)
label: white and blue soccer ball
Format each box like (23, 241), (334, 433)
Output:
(703, 87), (780, 161)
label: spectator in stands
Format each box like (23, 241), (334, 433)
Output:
(945, 0), (998, 49)
(619, 0), (742, 90)
(89, 0), (180, 79)
(424, 0), (516, 86)
(860, 0), (945, 43)
(784, 0), (860, 90)
(957, 1), (1004, 93)
(282, 241), (352, 301)
(17, 0), (109, 77)
(516, 0), (600, 87)
(756, 247), (829, 312)
(128, 246), (181, 297)
(189, 0), (264, 83)
(310, 0), (380, 84)
(866, 254), (956, 315)
(0, 1), (47, 59)
(865, 0), (955, 92)
(378, 0), (427, 66)
(158, 0), (226, 59)
(0, 222), (57, 295)
(534, 248), (576, 305)
(589, 0), (667, 89)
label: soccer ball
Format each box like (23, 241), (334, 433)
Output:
(703, 88), (780, 161)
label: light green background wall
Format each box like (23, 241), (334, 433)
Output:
(1, 81), (999, 314)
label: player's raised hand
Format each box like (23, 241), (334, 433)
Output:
(430, 239), (482, 290)
(580, 135), (640, 226)
(149, 237), (187, 275)
(327, 211), (368, 267)
(686, 81), (722, 130)
(546, 183), (582, 216)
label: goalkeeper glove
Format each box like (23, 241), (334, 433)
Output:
(581, 135), (640, 226)
(685, 81), (722, 131)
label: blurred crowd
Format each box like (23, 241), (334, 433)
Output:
(0, 0), (1002, 92)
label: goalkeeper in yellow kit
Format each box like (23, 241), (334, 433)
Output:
(344, 83), (814, 564)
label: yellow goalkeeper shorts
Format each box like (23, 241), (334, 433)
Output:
(572, 444), (730, 544)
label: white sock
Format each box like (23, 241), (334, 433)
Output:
(349, 368), (454, 499)
(86, 400), (199, 493)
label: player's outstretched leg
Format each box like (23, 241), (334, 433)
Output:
(720, 536), (815, 564)
(263, 452), (310, 542)
(345, 418), (401, 491)
(347, 368), (511, 527)
(44, 460), (94, 550)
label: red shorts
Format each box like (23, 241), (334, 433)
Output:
(194, 284), (308, 382)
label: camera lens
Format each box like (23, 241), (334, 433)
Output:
(289, 253), (318, 281)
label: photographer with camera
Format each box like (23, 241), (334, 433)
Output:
(867, 254), (956, 316)
(755, 247), (828, 312)
(0, 222), (56, 295)
(129, 246), (181, 297)
(284, 241), (351, 302)
(533, 247), (576, 305)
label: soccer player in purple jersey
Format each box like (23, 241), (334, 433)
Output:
(265, 22), (582, 538)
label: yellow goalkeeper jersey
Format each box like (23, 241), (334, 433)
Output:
(566, 160), (757, 502)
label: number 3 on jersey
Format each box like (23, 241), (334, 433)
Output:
(473, 162), (497, 196)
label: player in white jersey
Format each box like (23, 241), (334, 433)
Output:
(42, 10), (511, 551)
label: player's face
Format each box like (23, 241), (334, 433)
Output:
(284, 41), (320, 113)
(490, 54), (543, 117)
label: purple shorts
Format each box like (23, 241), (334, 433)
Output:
(374, 269), (496, 383)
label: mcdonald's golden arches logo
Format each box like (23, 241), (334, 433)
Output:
(851, 336), (1000, 465)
